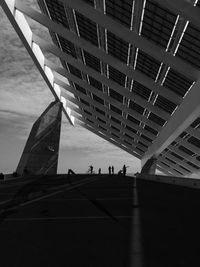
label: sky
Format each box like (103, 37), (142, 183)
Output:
(0, 3), (141, 175)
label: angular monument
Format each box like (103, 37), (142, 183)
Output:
(16, 101), (62, 176)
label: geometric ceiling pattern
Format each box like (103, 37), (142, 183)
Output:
(2, 0), (200, 176)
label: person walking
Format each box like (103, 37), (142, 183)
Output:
(108, 166), (111, 175)
(89, 165), (93, 174)
(123, 165), (127, 176)
(98, 168), (101, 175)
(111, 166), (114, 175)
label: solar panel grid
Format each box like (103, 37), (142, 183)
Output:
(109, 88), (123, 103)
(83, 109), (92, 116)
(124, 140), (132, 146)
(97, 117), (106, 124)
(176, 23), (200, 69)
(93, 94), (104, 105)
(135, 146), (145, 154)
(124, 133), (134, 141)
(179, 165), (191, 173)
(140, 134), (153, 143)
(135, 50), (161, 80)
(105, 0), (133, 28)
(141, 0), (177, 49)
(107, 31), (129, 63)
(111, 125), (120, 132)
(131, 81), (152, 100)
(191, 117), (200, 128)
(127, 114), (140, 125)
(99, 125), (107, 131)
(108, 66), (126, 86)
(82, 0), (94, 6)
(75, 83), (86, 94)
(111, 132), (120, 138)
(95, 107), (105, 115)
(83, 50), (101, 72)
(148, 112), (166, 126)
(80, 98), (90, 106)
(75, 12), (99, 46)
(129, 101), (145, 115)
(159, 157), (188, 175)
(126, 125), (137, 134)
(154, 95), (177, 114)
(57, 35), (77, 58)
(186, 161), (200, 170)
(178, 145), (195, 156)
(68, 64), (82, 79)
(111, 116), (121, 125)
(88, 76), (103, 91)
(45, 0), (69, 28)
(165, 157), (176, 165)
(188, 136), (200, 148)
(144, 125), (158, 136)
(110, 104), (122, 115)
(138, 141), (148, 149)
(163, 69), (194, 97)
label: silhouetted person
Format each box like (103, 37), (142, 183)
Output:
(123, 165), (127, 176)
(98, 168), (101, 175)
(89, 165), (93, 174)
(111, 166), (114, 175)
(108, 166), (111, 175)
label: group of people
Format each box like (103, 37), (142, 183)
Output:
(108, 166), (115, 175)
(88, 165), (128, 176)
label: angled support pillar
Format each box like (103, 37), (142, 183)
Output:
(140, 156), (157, 175)
(16, 101), (62, 176)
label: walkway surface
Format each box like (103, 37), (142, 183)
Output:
(0, 174), (200, 266)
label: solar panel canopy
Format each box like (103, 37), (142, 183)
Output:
(2, 0), (200, 176)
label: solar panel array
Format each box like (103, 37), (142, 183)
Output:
(31, 0), (200, 176)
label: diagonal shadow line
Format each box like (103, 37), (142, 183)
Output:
(74, 186), (119, 224)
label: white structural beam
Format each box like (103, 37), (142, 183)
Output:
(142, 79), (200, 166)
(153, 0), (200, 29)
(61, 0), (200, 80)
(1, 0), (74, 125)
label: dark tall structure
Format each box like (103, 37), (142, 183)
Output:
(16, 101), (62, 176)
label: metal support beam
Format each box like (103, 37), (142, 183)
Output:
(141, 78), (200, 167)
